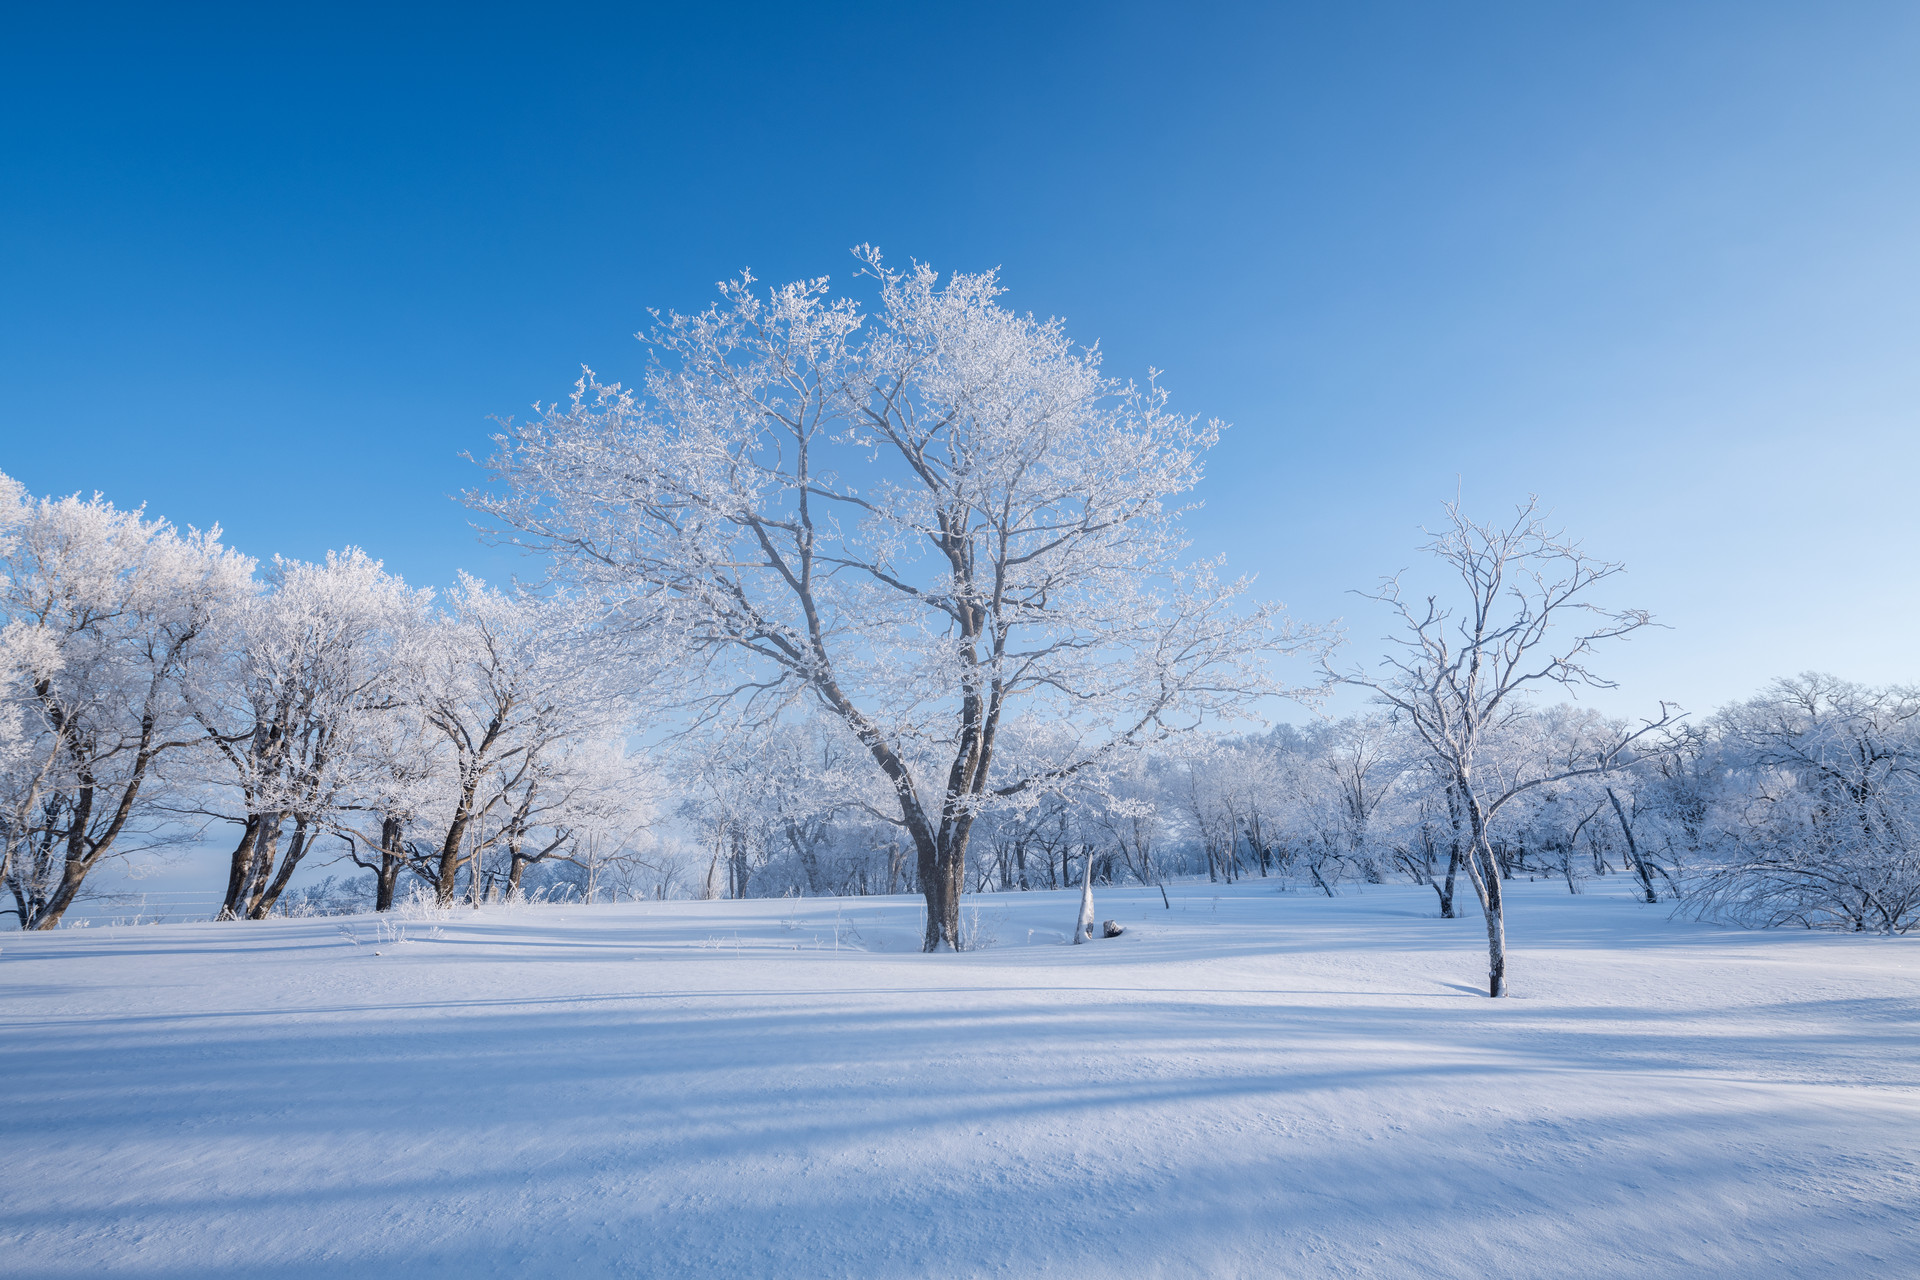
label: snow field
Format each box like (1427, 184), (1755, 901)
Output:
(1, 880), (1915, 1278)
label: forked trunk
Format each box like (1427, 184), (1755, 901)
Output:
(223, 813), (283, 921)
(250, 815), (312, 919)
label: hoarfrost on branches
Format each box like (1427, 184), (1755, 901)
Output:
(471, 249), (1319, 949)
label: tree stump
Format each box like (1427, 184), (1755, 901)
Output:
(1102, 920), (1124, 938)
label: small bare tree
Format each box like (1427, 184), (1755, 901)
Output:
(1334, 498), (1676, 996)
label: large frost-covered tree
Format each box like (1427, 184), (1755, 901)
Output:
(473, 250), (1309, 949)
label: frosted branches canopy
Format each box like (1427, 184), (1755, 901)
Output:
(469, 248), (1313, 949)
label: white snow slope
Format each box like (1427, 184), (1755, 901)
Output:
(1, 880), (1915, 1279)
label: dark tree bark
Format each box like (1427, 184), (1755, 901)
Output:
(1608, 787), (1658, 904)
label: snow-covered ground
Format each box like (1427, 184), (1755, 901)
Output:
(1, 879), (1914, 1279)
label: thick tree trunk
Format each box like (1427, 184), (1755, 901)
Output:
(371, 815), (405, 911)
(918, 835), (966, 951)
(220, 815), (264, 920)
(32, 796), (97, 930)
(435, 792), (477, 906)
(375, 855), (402, 911)
(222, 811), (282, 921)
(250, 816), (311, 919)
(243, 815), (284, 916)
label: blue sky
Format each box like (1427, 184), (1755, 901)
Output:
(4, 2), (1916, 721)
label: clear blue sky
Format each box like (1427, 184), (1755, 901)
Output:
(4, 2), (1916, 720)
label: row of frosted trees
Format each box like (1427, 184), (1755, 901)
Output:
(674, 677), (1920, 937)
(0, 472), (656, 929)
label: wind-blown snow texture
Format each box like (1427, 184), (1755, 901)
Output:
(2, 881), (1915, 1278)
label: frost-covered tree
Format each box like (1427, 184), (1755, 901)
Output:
(405, 578), (631, 906)
(181, 548), (429, 920)
(1335, 499), (1675, 996)
(0, 474), (253, 929)
(473, 250), (1310, 949)
(1176, 743), (1245, 884)
(1691, 674), (1920, 933)
(1303, 714), (1406, 885)
(464, 732), (654, 901)
(1377, 758), (1469, 916)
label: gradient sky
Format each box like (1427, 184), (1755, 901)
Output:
(5, 2), (1917, 725)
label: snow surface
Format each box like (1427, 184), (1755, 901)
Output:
(1, 880), (1915, 1278)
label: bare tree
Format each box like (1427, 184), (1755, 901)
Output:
(1334, 498), (1676, 996)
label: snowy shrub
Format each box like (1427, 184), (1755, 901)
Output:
(1684, 675), (1920, 933)
(272, 875), (376, 918)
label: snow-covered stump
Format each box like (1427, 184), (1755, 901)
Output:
(1073, 852), (1097, 943)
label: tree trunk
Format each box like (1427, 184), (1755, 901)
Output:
(734, 826), (757, 899)
(792, 823), (825, 896)
(1607, 787), (1657, 904)
(250, 815), (312, 919)
(32, 785), (97, 928)
(918, 834), (966, 951)
(375, 855), (402, 911)
(1434, 844), (1459, 918)
(435, 794), (476, 906)
(1459, 786), (1508, 997)
(1481, 853), (1507, 997)
(1559, 842), (1581, 895)
(373, 815), (405, 911)
(230, 813), (284, 920)
(220, 814), (264, 920)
